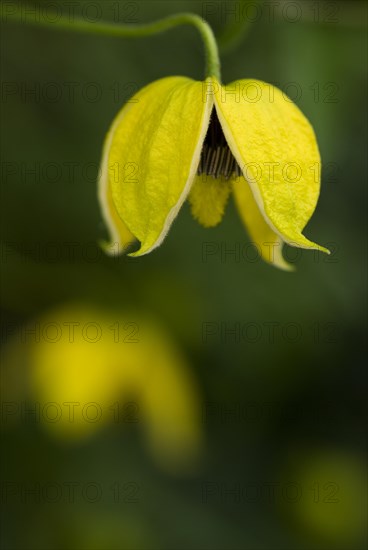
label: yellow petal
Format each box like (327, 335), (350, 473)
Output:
(140, 329), (202, 473)
(214, 79), (329, 254)
(232, 175), (294, 270)
(98, 101), (137, 256)
(29, 305), (126, 440)
(189, 174), (232, 227)
(106, 76), (213, 256)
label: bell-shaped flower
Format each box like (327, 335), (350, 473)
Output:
(99, 76), (329, 270)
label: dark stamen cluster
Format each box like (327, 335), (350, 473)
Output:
(197, 109), (242, 179)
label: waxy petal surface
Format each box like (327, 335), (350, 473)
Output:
(214, 79), (329, 254)
(107, 76), (213, 255)
(232, 176), (293, 270)
(98, 101), (137, 255)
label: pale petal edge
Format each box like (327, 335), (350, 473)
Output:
(98, 102), (138, 257)
(128, 78), (214, 257)
(213, 82), (330, 256)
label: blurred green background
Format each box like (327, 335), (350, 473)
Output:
(1, 1), (367, 549)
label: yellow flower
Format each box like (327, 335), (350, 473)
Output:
(2, 304), (202, 473)
(99, 77), (329, 269)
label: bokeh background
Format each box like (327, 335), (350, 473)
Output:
(1, 1), (367, 549)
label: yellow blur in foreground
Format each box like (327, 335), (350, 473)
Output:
(4, 304), (202, 473)
(281, 448), (367, 547)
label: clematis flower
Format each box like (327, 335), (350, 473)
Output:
(98, 77), (329, 270)
(2, 304), (202, 473)
(3, 6), (328, 270)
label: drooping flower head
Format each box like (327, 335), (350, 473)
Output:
(99, 76), (329, 269)
(3, 7), (329, 270)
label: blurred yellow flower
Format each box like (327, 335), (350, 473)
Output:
(99, 77), (329, 270)
(3, 304), (202, 473)
(280, 448), (367, 546)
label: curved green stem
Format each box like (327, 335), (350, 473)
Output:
(4, 7), (221, 80)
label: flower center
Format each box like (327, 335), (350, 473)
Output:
(197, 108), (241, 179)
